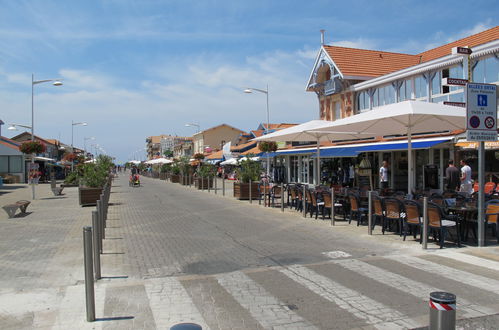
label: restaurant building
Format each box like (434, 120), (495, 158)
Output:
(277, 27), (499, 191)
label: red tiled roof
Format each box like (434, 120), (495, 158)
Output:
(240, 146), (261, 155)
(418, 26), (499, 62)
(324, 46), (420, 77)
(206, 150), (223, 160)
(323, 26), (499, 78)
(0, 136), (21, 151)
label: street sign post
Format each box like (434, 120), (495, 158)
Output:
(466, 83), (497, 141)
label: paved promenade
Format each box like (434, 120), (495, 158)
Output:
(1, 175), (499, 329)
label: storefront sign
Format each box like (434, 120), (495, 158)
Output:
(452, 46), (472, 55)
(443, 101), (466, 108)
(466, 83), (497, 141)
(442, 77), (468, 86)
(456, 140), (499, 149)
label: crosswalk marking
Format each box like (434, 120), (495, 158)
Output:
(216, 271), (317, 329)
(331, 258), (495, 318)
(280, 264), (421, 329)
(432, 250), (499, 272)
(387, 255), (499, 296)
(144, 277), (209, 330)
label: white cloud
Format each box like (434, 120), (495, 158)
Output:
(1, 48), (317, 162)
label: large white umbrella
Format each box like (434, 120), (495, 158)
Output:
(129, 160), (141, 164)
(148, 158), (173, 165)
(252, 120), (368, 184)
(309, 100), (466, 194)
(220, 158), (239, 166)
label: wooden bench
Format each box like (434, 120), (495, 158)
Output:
(2, 200), (30, 218)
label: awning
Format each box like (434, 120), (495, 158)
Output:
(273, 137), (452, 158)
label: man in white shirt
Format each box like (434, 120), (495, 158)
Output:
(460, 159), (473, 194)
(379, 160), (389, 190)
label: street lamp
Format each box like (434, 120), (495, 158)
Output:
(71, 121), (87, 170)
(7, 123), (32, 131)
(30, 74), (63, 199)
(84, 137), (95, 158)
(185, 123), (200, 132)
(244, 85), (270, 178)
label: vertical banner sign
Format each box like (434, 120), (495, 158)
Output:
(222, 141), (232, 160)
(28, 162), (40, 185)
(466, 83), (497, 141)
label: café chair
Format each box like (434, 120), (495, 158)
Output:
(485, 199), (499, 244)
(403, 200), (422, 242)
(348, 193), (368, 226)
(372, 195), (385, 232)
(427, 202), (461, 248)
(383, 198), (405, 236)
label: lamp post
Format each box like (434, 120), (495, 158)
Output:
(71, 121), (87, 170)
(30, 74), (63, 199)
(185, 123), (201, 153)
(244, 85), (270, 178)
(84, 137), (95, 159)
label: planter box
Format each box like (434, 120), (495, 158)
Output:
(180, 175), (193, 185)
(194, 177), (213, 190)
(79, 186), (103, 206)
(233, 182), (259, 200)
(170, 174), (180, 183)
(159, 173), (167, 180)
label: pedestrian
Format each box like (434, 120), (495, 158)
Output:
(379, 160), (389, 190)
(459, 159), (473, 194)
(445, 160), (460, 191)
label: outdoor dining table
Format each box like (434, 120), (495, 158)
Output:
(447, 205), (478, 243)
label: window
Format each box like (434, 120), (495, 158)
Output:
(0, 156), (22, 172)
(415, 75), (427, 99)
(431, 71), (441, 96)
(356, 91), (369, 112)
(373, 88), (379, 107)
(334, 101), (341, 120)
(399, 79), (413, 101)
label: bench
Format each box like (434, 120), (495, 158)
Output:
(52, 187), (64, 196)
(2, 200), (30, 218)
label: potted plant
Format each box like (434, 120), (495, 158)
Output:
(195, 163), (215, 189)
(233, 155), (261, 199)
(159, 163), (171, 180)
(170, 162), (181, 183)
(63, 171), (80, 187)
(78, 155), (112, 206)
(258, 141), (278, 153)
(178, 157), (193, 185)
(20, 141), (46, 154)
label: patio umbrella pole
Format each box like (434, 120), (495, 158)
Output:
(407, 122), (412, 197)
(316, 139), (320, 186)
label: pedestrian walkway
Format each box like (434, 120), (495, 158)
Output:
(1, 175), (499, 329)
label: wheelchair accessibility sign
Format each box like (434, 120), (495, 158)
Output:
(466, 83), (497, 141)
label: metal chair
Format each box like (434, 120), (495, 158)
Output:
(348, 193), (368, 226)
(403, 200), (422, 242)
(485, 199), (499, 244)
(427, 202), (461, 248)
(270, 185), (283, 208)
(382, 198), (405, 235)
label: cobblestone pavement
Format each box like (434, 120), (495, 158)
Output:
(1, 175), (499, 329)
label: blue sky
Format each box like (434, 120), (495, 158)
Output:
(1, 0), (497, 162)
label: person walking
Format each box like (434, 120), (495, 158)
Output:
(379, 160), (389, 190)
(460, 159), (473, 194)
(445, 160), (460, 191)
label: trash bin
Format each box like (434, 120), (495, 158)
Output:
(429, 291), (456, 330)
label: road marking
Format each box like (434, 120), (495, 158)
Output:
(216, 271), (317, 329)
(144, 277), (209, 330)
(331, 258), (494, 318)
(386, 255), (499, 296)
(321, 250), (352, 259)
(280, 265), (420, 329)
(432, 250), (499, 272)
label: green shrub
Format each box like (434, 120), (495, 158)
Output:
(64, 171), (80, 185)
(197, 164), (216, 178)
(236, 155), (261, 183)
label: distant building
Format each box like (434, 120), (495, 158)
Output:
(192, 124), (246, 155)
(0, 136), (25, 183)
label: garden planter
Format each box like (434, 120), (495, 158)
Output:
(79, 186), (103, 206)
(194, 177), (213, 189)
(180, 175), (193, 185)
(170, 174), (180, 183)
(233, 182), (259, 200)
(159, 173), (167, 180)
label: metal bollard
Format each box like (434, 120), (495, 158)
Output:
(214, 176), (217, 194)
(429, 292), (456, 330)
(264, 183), (267, 207)
(93, 210), (102, 254)
(423, 197), (428, 250)
(368, 191), (373, 235)
(302, 185), (306, 218)
(83, 226), (95, 322)
(201, 177), (204, 191)
(97, 200), (105, 240)
(281, 183), (284, 212)
(249, 180), (252, 204)
(92, 211), (101, 279)
(170, 323), (202, 330)
(222, 177), (225, 196)
(208, 177), (211, 193)
(331, 188), (335, 226)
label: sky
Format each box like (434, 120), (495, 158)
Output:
(1, 0), (498, 163)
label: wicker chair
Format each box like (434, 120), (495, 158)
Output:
(403, 200), (422, 242)
(427, 202), (461, 248)
(383, 198), (405, 235)
(348, 193), (368, 226)
(372, 195), (385, 232)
